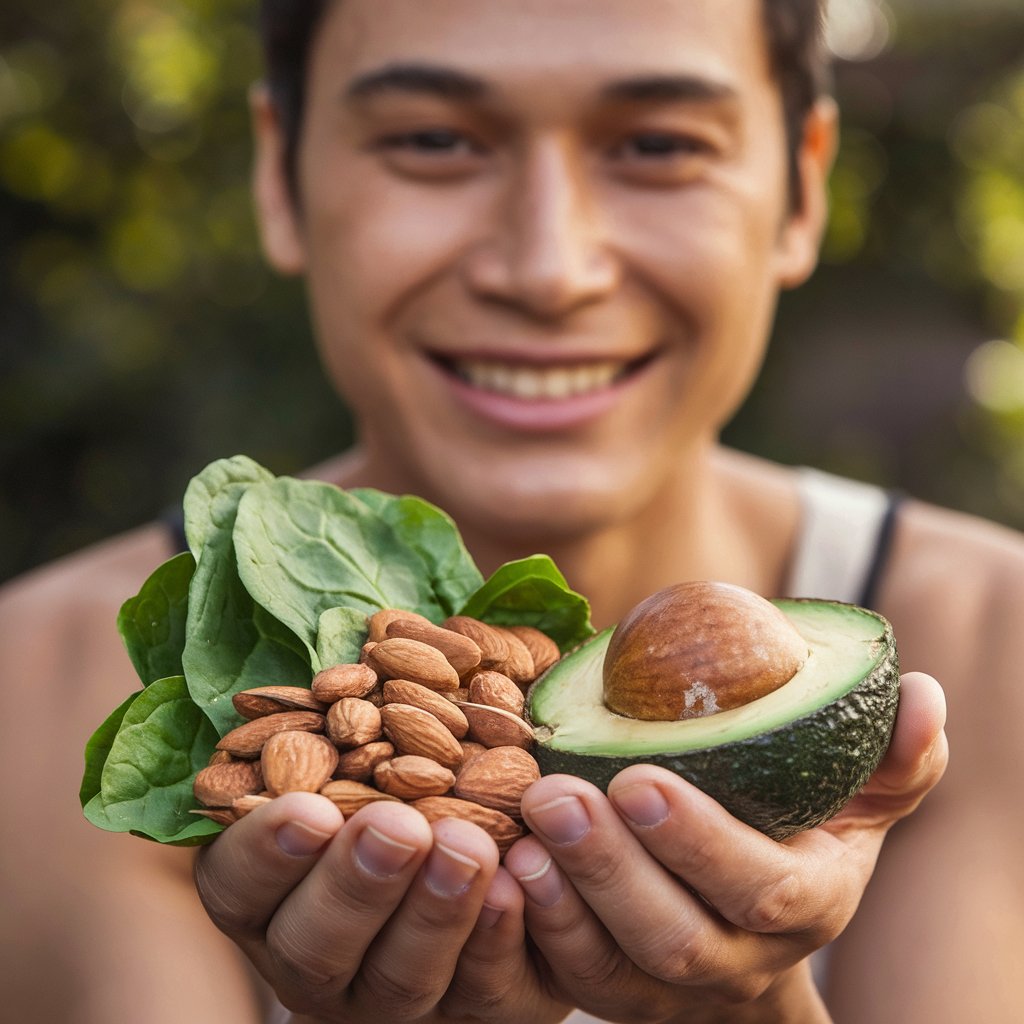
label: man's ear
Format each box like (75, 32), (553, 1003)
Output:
(775, 96), (839, 290)
(250, 82), (306, 275)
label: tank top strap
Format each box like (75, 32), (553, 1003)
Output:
(786, 467), (903, 608)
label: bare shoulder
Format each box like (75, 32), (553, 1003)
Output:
(878, 499), (1024, 799)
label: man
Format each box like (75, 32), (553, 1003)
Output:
(2, 2), (1020, 1021)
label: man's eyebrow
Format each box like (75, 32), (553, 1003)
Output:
(600, 75), (737, 104)
(345, 63), (489, 102)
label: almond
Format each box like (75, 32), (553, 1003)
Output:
(326, 697), (382, 749)
(261, 731), (340, 797)
(385, 618), (481, 676)
(311, 663), (379, 702)
(458, 740), (488, 769)
(232, 685), (329, 719)
(190, 807), (238, 826)
(207, 749), (235, 767)
(216, 711), (326, 758)
(380, 703), (464, 770)
(366, 637), (460, 691)
(411, 796), (524, 853)
(454, 746), (540, 818)
(382, 679), (470, 739)
(319, 779), (401, 816)
(442, 616), (509, 671)
(193, 759), (265, 807)
(493, 628), (536, 688)
(333, 740), (396, 782)
(444, 687), (472, 703)
(467, 671), (525, 718)
(232, 793), (273, 817)
(504, 625), (562, 676)
(368, 608), (433, 643)
(461, 702), (535, 750)
(374, 755), (456, 799)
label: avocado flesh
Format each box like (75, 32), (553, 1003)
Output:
(528, 600), (899, 840)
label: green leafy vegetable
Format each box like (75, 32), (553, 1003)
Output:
(117, 551), (195, 687)
(82, 676), (222, 846)
(81, 456), (594, 845)
(458, 555), (593, 652)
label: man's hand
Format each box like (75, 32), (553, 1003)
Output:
(504, 671), (948, 1023)
(194, 795), (567, 1023)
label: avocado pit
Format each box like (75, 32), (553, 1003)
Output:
(602, 581), (808, 721)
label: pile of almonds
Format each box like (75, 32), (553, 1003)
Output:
(192, 609), (562, 855)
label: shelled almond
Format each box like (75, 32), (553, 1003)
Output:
(193, 609), (562, 859)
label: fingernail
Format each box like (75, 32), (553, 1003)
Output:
(513, 855), (563, 908)
(611, 783), (670, 828)
(276, 820), (334, 858)
(355, 825), (418, 878)
(529, 795), (590, 845)
(425, 842), (481, 898)
(476, 902), (504, 930)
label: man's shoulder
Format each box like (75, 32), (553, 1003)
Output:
(0, 523), (174, 631)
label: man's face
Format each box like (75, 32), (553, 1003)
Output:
(256, 0), (830, 543)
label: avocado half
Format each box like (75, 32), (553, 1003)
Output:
(527, 599), (899, 840)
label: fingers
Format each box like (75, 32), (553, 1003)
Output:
(607, 765), (857, 942)
(194, 791), (344, 954)
(346, 816), (500, 1019)
(440, 867), (570, 1024)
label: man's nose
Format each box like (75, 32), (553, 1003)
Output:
(461, 138), (620, 318)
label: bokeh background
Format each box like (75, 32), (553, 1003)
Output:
(2, 0), (1023, 584)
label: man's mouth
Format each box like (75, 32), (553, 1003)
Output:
(436, 356), (652, 400)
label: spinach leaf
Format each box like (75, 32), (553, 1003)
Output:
(117, 551), (195, 686)
(83, 675), (222, 846)
(233, 477), (451, 643)
(350, 489), (483, 617)
(182, 454), (272, 560)
(80, 689), (140, 807)
(182, 461), (312, 735)
(317, 606), (370, 668)
(458, 555), (594, 652)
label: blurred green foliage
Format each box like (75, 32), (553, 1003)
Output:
(1, 0), (1023, 583)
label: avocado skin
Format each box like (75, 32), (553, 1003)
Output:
(531, 622), (899, 840)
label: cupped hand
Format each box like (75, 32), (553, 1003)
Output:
(194, 794), (567, 1023)
(504, 671), (948, 1024)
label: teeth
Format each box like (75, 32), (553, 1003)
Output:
(457, 360), (622, 399)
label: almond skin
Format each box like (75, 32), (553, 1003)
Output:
(467, 671), (525, 718)
(333, 740), (396, 782)
(454, 746), (540, 818)
(441, 617), (510, 671)
(492, 628), (536, 689)
(374, 755), (456, 799)
(461, 702), (535, 750)
(326, 697), (383, 750)
(382, 679), (470, 739)
(411, 796), (524, 853)
(193, 760), (265, 807)
(384, 618), (482, 677)
(367, 608), (433, 643)
(504, 625), (561, 676)
(216, 711), (326, 758)
(232, 685), (329, 719)
(380, 703), (464, 770)
(367, 638), (461, 691)
(319, 779), (401, 816)
(190, 807), (238, 826)
(458, 740), (489, 769)
(232, 794), (273, 817)
(261, 731), (340, 797)
(311, 663), (379, 702)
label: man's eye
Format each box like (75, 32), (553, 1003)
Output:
(617, 133), (709, 159)
(380, 129), (477, 154)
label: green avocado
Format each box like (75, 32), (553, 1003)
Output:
(527, 599), (899, 840)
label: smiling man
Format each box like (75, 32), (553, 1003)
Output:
(2, 1), (1023, 1022)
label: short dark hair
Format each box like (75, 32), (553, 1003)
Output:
(259, 0), (828, 208)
